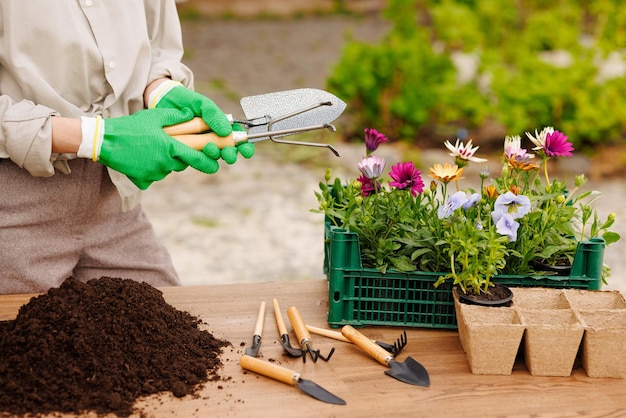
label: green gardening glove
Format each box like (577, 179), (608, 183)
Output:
(79, 108), (221, 190)
(151, 81), (254, 163)
(219, 123), (255, 164)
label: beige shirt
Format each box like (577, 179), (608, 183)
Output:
(0, 0), (194, 209)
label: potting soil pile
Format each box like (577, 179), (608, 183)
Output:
(0, 276), (230, 417)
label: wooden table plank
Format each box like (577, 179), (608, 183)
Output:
(1, 279), (625, 417)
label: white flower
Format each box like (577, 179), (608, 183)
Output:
(504, 135), (535, 159)
(358, 155), (386, 179)
(444, 139), (488, 163)
(525, 126), (554, 151)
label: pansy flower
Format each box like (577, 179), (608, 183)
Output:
(493, 191), (531, 219)
(491, 210), (520, 242)
(438, 191), (469, 219)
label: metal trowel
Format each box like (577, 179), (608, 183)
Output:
(163, 88), (345, 156)
(342, 325), (430, 387)
(240, 355), (346, 405)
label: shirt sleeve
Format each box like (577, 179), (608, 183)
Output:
(144, 0), (195, 89)
(0, 98), (60, 176)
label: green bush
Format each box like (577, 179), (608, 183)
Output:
(327, 0), (626, 150)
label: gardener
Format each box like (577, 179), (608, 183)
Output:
(0, 1), (254, 294)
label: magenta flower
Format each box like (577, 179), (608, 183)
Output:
(389, 162), (424, 197)
(364, 128), (389, 155)
(544, 130), (574, 157)
(357, 174), (380, 197)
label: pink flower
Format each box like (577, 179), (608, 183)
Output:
(525, 126), (574, 157)
(389, 162), (424, 197)
(358, 155), (386, 179)
(544, 130), (574, 157)
(364, 128), (389, 154)
(357, 174), (380, 197)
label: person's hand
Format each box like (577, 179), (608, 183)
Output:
(151, 81), (254, 163)
(78, 108), (221, 190)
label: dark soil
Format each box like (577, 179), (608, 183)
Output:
(0, 277), (229, 417)
(458, 283), (514, 306)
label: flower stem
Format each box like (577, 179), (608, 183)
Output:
(543, 157), (551, 192)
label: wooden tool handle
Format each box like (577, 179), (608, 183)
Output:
(240, 355), (298, 386)
(253, 301), (266, 337)
(272, 299), (288, 336)
(341, 325), (392, 367)
(167, 132), (238, 150)
(163, 117), (245, 150)
(163, 117), (210, 136)
(287, 306), (311, 345)
(306, 325), (350, 343)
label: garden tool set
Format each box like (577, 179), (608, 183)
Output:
(163, 88), (345, 156)
(241, 300), (427, 405)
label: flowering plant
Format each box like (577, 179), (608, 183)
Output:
(315, 128), (620, 296)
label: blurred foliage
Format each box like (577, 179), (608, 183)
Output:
(327, 0), (626, 150)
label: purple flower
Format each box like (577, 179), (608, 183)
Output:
(389, 162), (424, 197)
(364, 128), (389, 154)
(494, 192), (531, 219)
(358, 155), (386, 179)
(462, 193), (481, 209)
(357, 174), (380, 197)
(438, 191), (469, 219)
(544, 130), (574, 157)
(492, 210), (520, 242)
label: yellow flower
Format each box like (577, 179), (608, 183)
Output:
(506, 155), (540, 172)
(428, 163), (464, 184)
(484, 185), (499, 199)
(509, 184), (522, 195)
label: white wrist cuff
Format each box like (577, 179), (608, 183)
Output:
(147, 79), (182, 108)
(77, 116), (105, 161)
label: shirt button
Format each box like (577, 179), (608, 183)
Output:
(103, 109), (110, 118)
(108, 60), (116, 69)
(85, 0), (93, 6)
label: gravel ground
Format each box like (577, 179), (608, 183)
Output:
(142, 15), (626, 295)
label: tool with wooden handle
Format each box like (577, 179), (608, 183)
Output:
(272, 299), (305, 358)
(305, 325), (407, 357)
(341, 325), (430, 387)
(163, 88), (345, 155)
(286, 306), (334, 363)
(240, 355), (346, 405)
(245, 301), (266, 357)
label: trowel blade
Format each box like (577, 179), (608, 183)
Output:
(240, 88), (346, 140)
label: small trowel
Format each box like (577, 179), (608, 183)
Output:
(342, 325), (430, 387)
(245, 301), (266, 357)
(240, 355), (346, 405)
(163, 88), (345, 156)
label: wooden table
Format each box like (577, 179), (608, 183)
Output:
(1, 279), (625, 417)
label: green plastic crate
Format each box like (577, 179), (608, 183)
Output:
(324, 222), (605, 329)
